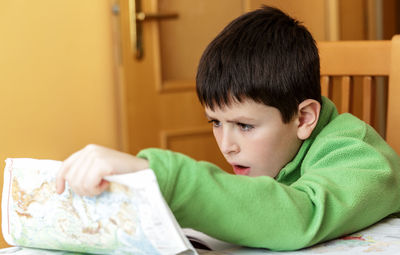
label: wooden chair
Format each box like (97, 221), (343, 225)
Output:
(317, 35), (400, 155)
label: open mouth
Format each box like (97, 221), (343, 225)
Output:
(232, 165), (250, 176)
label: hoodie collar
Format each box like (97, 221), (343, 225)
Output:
(275, 97), (338, 184)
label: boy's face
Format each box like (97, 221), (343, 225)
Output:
(205, 98), (302, 178)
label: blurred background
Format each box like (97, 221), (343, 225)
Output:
(0, 0), (399, 247)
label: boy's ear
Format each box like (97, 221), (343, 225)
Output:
(296, 99), (321, 140)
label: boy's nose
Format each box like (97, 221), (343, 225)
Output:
(220, 131), (240, 155)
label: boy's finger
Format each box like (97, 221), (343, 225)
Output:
(55, 172), (66, 194)
(56, 150), (83, 194)
(62, 148), (85, 171)
(94, 179), (110, 196)
(74, 155), (95, 189)
(82, 166), (108, 195)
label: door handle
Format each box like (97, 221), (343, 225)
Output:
(129, 0), (178, 59)
(136, 12), (178, 21)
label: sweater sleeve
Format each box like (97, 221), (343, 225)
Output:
(137, 126), (400, 251)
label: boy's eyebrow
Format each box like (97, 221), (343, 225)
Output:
(226, 117), (257, 123)
(205, 113), (256, 123)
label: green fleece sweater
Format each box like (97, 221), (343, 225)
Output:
(137, 97), (400, 251)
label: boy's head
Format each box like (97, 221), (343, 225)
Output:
(196, 6), (322, 177)
(196, 5), (321, 122)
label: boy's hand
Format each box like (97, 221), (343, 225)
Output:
(56, 144), (149, 197)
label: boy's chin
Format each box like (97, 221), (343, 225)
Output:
(244, 169), (277, 178)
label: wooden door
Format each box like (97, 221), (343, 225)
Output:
(118, 0), (246, 172)
(118, 0), (331, 172)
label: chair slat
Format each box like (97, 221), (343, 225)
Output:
(362, 76), (372, 125)
(321, 76), (330, 98)
(386, 35), (400, 153)
(340, 76), (351, 113)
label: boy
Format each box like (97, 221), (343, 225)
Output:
(56, 6), (400, 251)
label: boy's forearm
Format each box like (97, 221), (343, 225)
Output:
(137, 148), (315, 249)
(137, 148), (399, 251)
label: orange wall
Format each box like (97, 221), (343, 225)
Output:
(0, 0), (120, 247)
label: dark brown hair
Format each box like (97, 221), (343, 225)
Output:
(196, 5), (321, 123)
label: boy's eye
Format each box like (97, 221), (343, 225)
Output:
(238, 123), (254, 131)
(208, 120), (221, 127)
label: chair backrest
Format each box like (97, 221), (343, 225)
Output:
(318, 35), (400, 155)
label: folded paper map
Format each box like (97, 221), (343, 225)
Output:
(2, 158), (197, 255)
